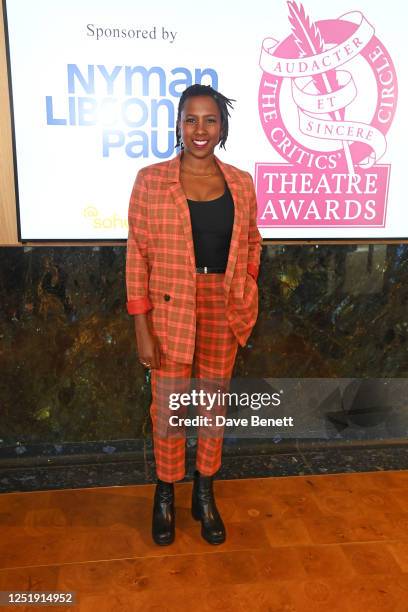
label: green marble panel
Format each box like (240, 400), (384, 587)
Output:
(0, 244), (407, 447)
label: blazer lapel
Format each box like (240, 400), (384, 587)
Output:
(168, 153), (196, 274)
(213, 155), (242, 295)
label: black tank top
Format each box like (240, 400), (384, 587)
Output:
(187, 184), (234, 269)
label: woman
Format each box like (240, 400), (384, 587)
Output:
(126, 84), (262, 546)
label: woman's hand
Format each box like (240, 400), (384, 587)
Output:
(133, 313), (161, 369)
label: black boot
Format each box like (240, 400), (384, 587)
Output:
(152, 478), (175, 545)
(191, 470), (225, 544)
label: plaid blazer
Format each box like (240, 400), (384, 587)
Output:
(126, 151), (262, 364)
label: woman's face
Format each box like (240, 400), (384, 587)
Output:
(178, 95), (222, 159)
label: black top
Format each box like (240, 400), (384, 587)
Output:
(187, 184), (234, 269)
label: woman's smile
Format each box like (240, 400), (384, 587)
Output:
(192, 139), (209, 148)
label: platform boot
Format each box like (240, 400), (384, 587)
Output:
(152, 478), (175, 545)
(191, 469), (225, 544)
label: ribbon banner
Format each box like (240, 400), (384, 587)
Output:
(297, 112), (387, 164)
(291, 71), (356, 114)
(260, 11), (375, 77)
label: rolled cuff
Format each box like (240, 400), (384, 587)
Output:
(126, 296), (153, 315)
(247, 263), (259, 282)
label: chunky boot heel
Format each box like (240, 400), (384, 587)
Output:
(152, 478), (175, 545)
(191, 469), (225, 544)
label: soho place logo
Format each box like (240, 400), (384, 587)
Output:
(257, 2), (397, 227)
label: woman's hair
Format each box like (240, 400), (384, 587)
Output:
(175, 84), (235, 150)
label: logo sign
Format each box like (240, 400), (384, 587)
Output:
(257, 2), (397, 228)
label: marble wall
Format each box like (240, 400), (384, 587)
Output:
(1, 244), (407, 450)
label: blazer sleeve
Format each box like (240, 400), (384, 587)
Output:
(125, 169), (153, 315)
(245, 172), (262, 282)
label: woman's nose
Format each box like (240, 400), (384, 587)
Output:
(195, 120), (207, 133)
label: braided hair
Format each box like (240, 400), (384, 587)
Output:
(175, 84), (235, 150)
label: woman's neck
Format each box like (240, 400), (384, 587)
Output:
(180, 151), (217, 175)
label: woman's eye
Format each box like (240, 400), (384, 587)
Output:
(186, 118), (195, 123)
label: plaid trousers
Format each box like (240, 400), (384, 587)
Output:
(150, 273), (239, 482)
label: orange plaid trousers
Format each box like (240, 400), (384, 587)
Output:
(150, 272), (238, 482)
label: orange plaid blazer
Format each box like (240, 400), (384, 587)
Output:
(126, 151), (262, 364)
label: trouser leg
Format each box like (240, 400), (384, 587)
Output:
(150, 355), (191, 482)
(193, 273), (239, 476)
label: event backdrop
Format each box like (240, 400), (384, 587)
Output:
(4, 0), (405, 239)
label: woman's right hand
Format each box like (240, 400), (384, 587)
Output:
(133, 313), (161, 369)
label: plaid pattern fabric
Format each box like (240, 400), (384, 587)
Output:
(150, 273), (239, 482)
(126, 151), (262, 365)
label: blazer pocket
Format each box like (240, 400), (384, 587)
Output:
(230, 273), (258, 312)
(227, 273), (259, 343)
(243, 271), (258, 306)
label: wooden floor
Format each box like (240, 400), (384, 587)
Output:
(0, 470), (407, 611)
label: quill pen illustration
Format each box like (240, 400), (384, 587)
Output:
(287, 1), (354, 174)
